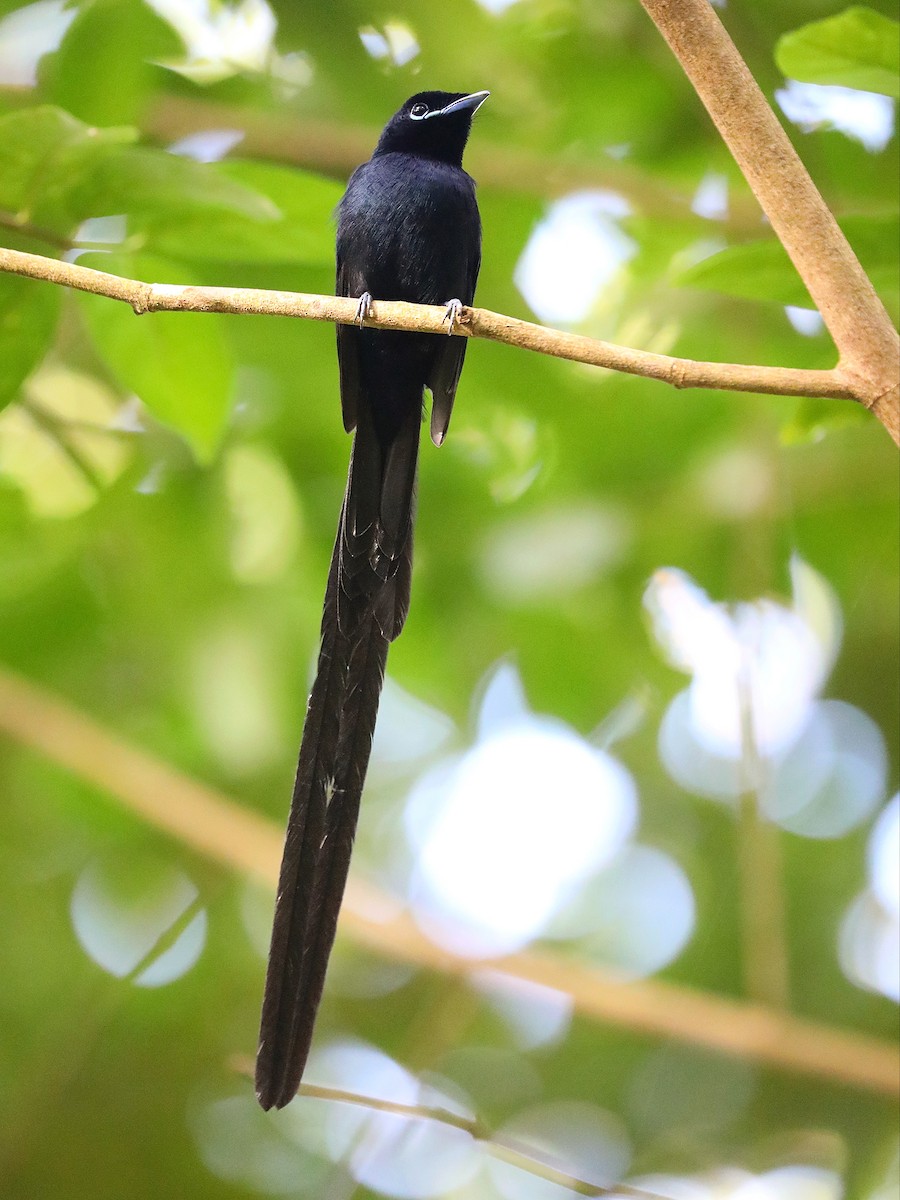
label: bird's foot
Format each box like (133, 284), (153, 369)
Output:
(356, 291), (373, 328)
(442, 297), (463, 335)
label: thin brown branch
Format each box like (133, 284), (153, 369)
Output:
(19, 398), (104, 492)
(736, 790), (791, 1010)
(0, 664), (896, 1098)
(0, 209), (72, 250)
(737, 670), (791, 1010)
(146, 93), (766, 231)
(227, 1061), (661, 1199)
(0, 244), (864, 407)
(292, 1084), (658, 1199)
(638, 0), (900, 441)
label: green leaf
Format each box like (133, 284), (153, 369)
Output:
(39, 0), (182, 127)
(0, 107), (278, 244)
(681, 239), (814, 308)
(146, 160), (343, 266)
(0, 275), (61, 410)
(76, 254), (233, 462)
(678, 215), (900, 319)
(69, 146), (280, 228)
(776, 7), (900, 98)
(780, 395), (869, 444)
(0, 106), (134, 230)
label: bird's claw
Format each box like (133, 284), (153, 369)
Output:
(442, 297), (463, 335)
(356, 291), (373, 328)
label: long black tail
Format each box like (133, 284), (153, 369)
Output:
(255, 403), (417, 1111)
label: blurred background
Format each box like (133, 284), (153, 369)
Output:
(0, 0), (897, 1197)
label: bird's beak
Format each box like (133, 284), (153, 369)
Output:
(430, 90), (490, 118)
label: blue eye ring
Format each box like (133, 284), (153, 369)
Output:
(409, 103), (429, 120)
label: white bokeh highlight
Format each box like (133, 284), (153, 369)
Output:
(372, 676), (455, 768)
(147, 0), (279, 82)
(480, 502), (631, 603)
(515, 191), (636, 325)
(646, 557), (887, 839)
(489, 1101), (631, 1200)
(785, 306), (825, 337)
(622, 1165), (843, 1200)
(358, 21), (420, 66)
(547, 843), (696, 978)
(759, 700), (887, 838)
(276, 1041), (481, 1199)
(404, 661), (696, 970)
(777, 80), (895, 153)
(646, 559), (836, 761)
(0, 0), (75, 85)
(407, 718), (638, 956)
(692, 172), (729, 221)
(71, 854), (205, 986)
(192, 1092), (329, 1195)
(869, 794), (900, 918)
(405, 663), (637, 956)
(839, 793), (900, 1002)
(169, 129), (245, 163)
(475, 0), (523, 13)
(472, 971), (573, 1050)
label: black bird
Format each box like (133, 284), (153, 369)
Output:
(256, 89), (488, 1111)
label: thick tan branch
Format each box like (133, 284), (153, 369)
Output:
(0, 665), (896, 1098)
(639, 0), (900, 441)
(0, 244), (862, 407)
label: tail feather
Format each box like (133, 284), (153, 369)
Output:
(256, 400), (418, 1111)
(256, 537), (348, 1109)
(262, 617), (390, 1106)
(340, 400), (419, 639)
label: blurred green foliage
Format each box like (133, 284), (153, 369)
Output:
(0, 1), (897, 1198)
(776, 6), (900, 98)
(679, 214), (900, 320)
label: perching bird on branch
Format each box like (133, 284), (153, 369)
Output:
(256, 89), (488, 1110)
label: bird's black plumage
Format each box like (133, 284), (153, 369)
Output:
(256, 90), (487, 1111)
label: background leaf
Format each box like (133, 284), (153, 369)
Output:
(678, 215), (900, 320)
(77, 254), (234, 461)
(148, 160), (343, 265)
(39, 0), (182, 126)
(0, 106), (135, 231)
(69, 146), (281, 228)
(0, 273), (60, 409)
(776, 6), (900, 98)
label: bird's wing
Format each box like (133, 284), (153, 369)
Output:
(336, 251), (365, 433)
(427, 238), (480, 446)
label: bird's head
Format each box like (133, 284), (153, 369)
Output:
(374, 91), (489, 165)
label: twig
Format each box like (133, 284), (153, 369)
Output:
(0, 664), (896, 1097)
(227, 1061), (662, 1199)
(0, 243), (871, 411)
(638, 0), (900, 441)
(145, 93), (765, 231)
(0, 209), (72, 250)
(19, 398), (104, 492)
(297, 1082), (656, 1199)
(736, 664), (791, 1010)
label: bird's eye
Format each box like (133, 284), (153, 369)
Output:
(409, 103), (429, 120)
